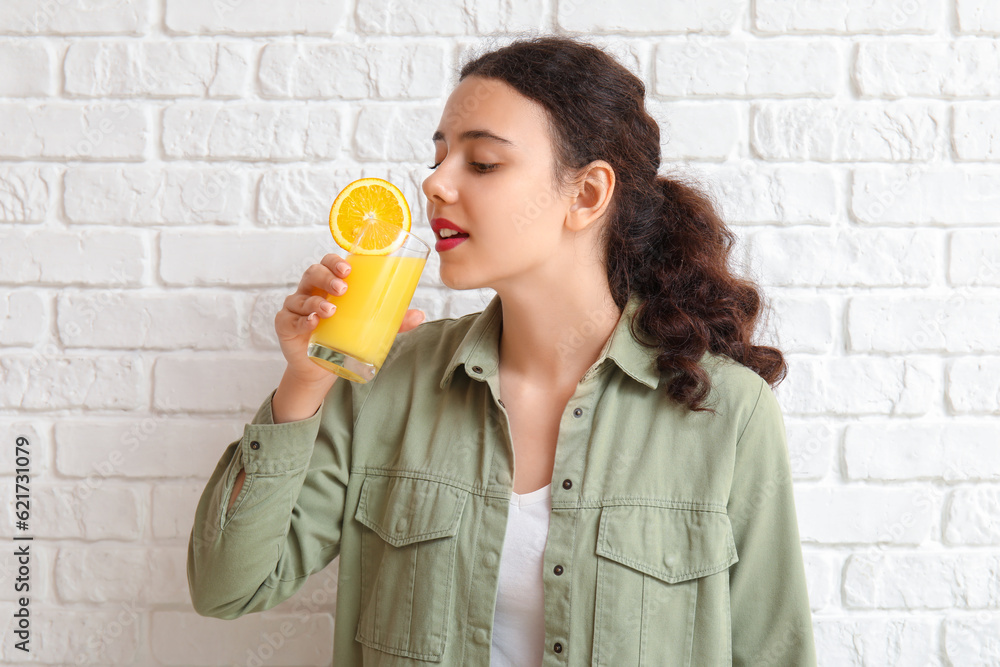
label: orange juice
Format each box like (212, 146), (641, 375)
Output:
(310, 253), (426, 371)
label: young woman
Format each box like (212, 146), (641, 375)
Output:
(188, 35), (816, 666)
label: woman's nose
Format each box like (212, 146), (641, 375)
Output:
(422, 163), (456, 205)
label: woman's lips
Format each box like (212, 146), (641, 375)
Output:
(435, 234), (468, 252)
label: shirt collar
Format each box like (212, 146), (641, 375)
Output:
(439, 293), (660, 391)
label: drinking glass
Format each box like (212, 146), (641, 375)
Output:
(307, 220), (430, 383)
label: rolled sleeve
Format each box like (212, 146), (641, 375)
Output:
(238, 388), (324, 476)
(187, 378), (357, 620)
(728, 379), (817, 666)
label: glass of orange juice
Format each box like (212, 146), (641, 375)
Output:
(307, 219), (430, 383)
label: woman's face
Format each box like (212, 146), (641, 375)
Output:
(422, 75), (577, 292)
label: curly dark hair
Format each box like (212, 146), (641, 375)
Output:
(459, 35), (787, 412)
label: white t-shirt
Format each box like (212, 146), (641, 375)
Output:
(490, 483), (552, 667)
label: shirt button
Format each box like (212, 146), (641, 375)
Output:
(249, 441), (260, 450)
(475, 628), (489, 644)
(472, 365), (483, 374)
(553, 642), (563, 653)
(573, 407), (583, 417)
(553, 564), (564, 576)
(562, 479), (572, 490)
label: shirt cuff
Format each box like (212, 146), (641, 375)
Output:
(239, 388), (325, 475)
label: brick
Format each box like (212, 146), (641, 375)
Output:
(856, 40), (1000, 98)
(0, 230), (145, 286)
(744, 228), (938, 287)
(0, 604), (141, 664)
(0, 41), (52, 95)
(0, 354), (145, 410)
(845, 422), (1000, 481)
(65, 41), (251, 98)
(948, 358), (1000, 414)
(65, 166), (250, 225)
(55, 418), (241, 478)
(0, 102), (148, 159)
(353, 105), (439, 161)
(151, 611), (334, 665)
(954, 103), (1000, 160)
(813, 617), (936, 664)
(162, 103), (341, 160)
(165, 0), (344, 34)
(849, 295), (1000, 353)
(654, 39), (839, 98)
(851, 167), (1000, 224)
(957, 0), (1000, 34)
(0, 420), (49, 476)
(691, 162), (840, 224)
(757, 293), (834, 353)
(257, 165), (420, 227)
(259, 42), (445, 99)
(945, 615), (1000, 666)
(845, 552), (1000, 608)
(0, 165), (57, 223)
(358, 0), (542, 34)
(57, 290), (244, 350)
(950, 231), (1000, 286)
(0, 0), (147, 35)
(248, 289), (285, 350)
(159, 230), (328, 286)
(153, 483), (207, 539)
(0, 545), (51, 602)
(794, 486), (937, 544)
(651, 102), (740, 160)
(802, 552), (836, 610)
(786, 420), (836, 480)
(0, 290), (46, 346)
(755, 0), (943, 33)
(945, 487), (1000, 545)
(56, 547), (188, 604)
(152, 355), (285, 413)
(775, 356), (937, 416)
(558, 0), (740, 33)
(10, 484), (144, 540)
(751, 101), (945, 161)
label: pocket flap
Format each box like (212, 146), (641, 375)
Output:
(355, 475), (468, 548)
(596, 505), (738, 584)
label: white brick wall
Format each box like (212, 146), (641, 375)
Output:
(0, 1), (997, 664)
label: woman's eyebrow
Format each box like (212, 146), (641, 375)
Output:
(431, 129), (516, 148)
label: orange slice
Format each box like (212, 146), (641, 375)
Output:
(329, 177), (411, 255)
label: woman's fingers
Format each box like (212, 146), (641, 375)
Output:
(398, 309), (426, 333)
(274, 306), (317, 339)
(283, 292), (336, 318)
(296, 260), (350, 300)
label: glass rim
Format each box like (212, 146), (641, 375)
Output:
(346, 218), (431, 255)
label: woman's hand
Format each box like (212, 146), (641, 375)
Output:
(274, 253), (426, 385)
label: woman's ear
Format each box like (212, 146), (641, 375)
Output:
(566, 160), (615, 233)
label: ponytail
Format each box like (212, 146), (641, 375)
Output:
(622, 174), (786, 412)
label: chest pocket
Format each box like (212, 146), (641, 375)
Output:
(592, 505), (738, 667)
(354, 474), (468, 662)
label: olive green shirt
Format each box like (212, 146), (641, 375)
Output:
(187, 292), (817, 666)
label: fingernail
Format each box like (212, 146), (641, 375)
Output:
(322, 302), (335, 313)
(339, 263), (350, 275)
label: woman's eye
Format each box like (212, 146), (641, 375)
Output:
(426, 160), (498, 173)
